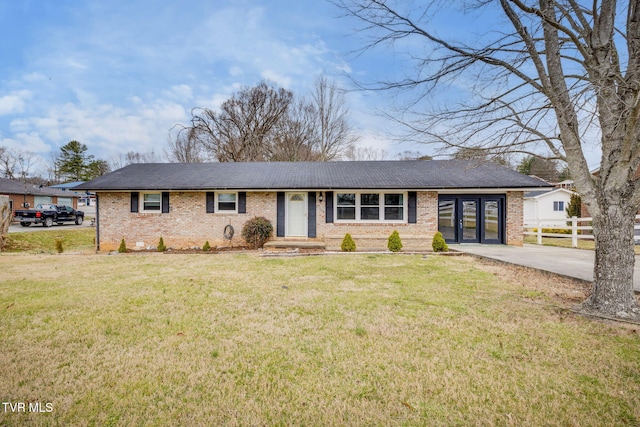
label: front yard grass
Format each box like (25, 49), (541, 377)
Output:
(4, 228), (95, 253)
(0, 252), (639, 426)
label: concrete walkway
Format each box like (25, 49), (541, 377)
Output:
(450, 244), (640, 292)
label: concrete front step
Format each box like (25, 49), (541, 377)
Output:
(263, 240), (326, 250)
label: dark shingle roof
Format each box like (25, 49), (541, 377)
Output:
(0, 177), (79, 197)
(75, 160), (550, 191)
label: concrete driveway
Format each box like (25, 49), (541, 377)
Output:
(8, 221), (93, 233)
(451, 243), (640, 292)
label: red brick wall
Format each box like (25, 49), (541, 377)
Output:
(506, 191), (524, 246)
(95, 190), (525, 251)
(96, 191), (277, 251)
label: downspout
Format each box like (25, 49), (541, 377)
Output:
(95, 194), (100, 251)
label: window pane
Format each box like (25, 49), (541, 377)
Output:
(384, 194), (403, 206)
(337, 193), (355, 206)
(337, 207), (356, 220)
(361, 193), (379, 205)
(143, 193), (161, 210)
(219, 193), (236, 202)
(361, 207), (379, 220)
(385, 207), (403, 220)
(218, 202), (236, 211)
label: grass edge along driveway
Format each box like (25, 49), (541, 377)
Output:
(0, 252), (639, 426)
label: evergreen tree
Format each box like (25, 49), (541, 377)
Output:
(54, 141), (109, 182)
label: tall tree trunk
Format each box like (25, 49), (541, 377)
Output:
(583, 206), (639, 318)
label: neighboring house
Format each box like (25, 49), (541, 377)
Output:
(524, 188), (576, 227)
(75, 160), (550, 252)
(0, 177), (80, 217)
(50, 181), (96, 206)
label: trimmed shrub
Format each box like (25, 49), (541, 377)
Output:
(118, 238), (127, 253)
(432, 231), (449, 252)
(387, 230), (403, 252)
(241, 216), (273, 249)
(157, 237), (167, 252)
(202, 241), (211, 251)
(341, 233), (356, 252)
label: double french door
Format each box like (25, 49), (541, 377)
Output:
(438, 195), (505, 244)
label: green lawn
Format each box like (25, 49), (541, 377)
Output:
(0, 251), (639, 426)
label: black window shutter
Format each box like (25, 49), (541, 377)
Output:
(238, 192), (247, 214)
(325, 191), (333, 223)
(408, 191), (417, 223)
(276, 192), (285, 237)
(307, 192), (316, 238)
(206, 192), (215, 213)
(130, 192), (139, 213)
(162, 192), (170, 213)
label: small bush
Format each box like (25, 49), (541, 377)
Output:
(118, 238), (127, 253)
(157, 237), (167, 252)
(202, 241), (211, 251)
(341, 233), (356, 252)
(387, 230), (403, 252)
(241, 217), (273, 249)
(432, 231), (449, 252)
(55, 237), (64, 254)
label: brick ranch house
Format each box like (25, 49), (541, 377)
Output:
(0, 177), (80, 216)
(75, 160), (549, 252)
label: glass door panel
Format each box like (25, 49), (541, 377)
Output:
(461, 200), (479, 242)
(483, 200), (500, 242)
(438, 200), (456, 242)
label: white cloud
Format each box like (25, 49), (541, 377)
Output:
(260, 70), (292, 88)
(0, 90), (31, 115)
(0, 132), (50, 153)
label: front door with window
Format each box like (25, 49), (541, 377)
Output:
(438, 195), (505, 244)
(286, 193), (307, 237)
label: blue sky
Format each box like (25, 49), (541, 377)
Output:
(0, 0), (432, 171)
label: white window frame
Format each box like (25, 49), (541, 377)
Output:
(216, 192), (238, 213)
(553, 201), (564, 212)
(334, 191), (407, 223)
(141, 192), (162, 213)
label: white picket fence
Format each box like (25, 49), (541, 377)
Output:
(524, 215), (640, 247)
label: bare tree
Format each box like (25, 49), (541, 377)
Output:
(0, 147), (17, 179)
(270, 99), (321, 161)
(110, 150), (163, 170)
(310, 76), (358, 160)
(172, 78), (360, 163)
(189, 81), (293, 162)
(166, 126), (207, 163)
(344, 145), (389, 160)
(0, 195), (10, 252)
(0, 147), (37, 180)
(337, 0), (640, 319)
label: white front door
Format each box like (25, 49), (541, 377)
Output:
(286, 192), (307, 237)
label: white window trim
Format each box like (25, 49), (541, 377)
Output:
(141, 192), (162, 213)
(334, 191), (407, 223)
(216, 192), (238, 213)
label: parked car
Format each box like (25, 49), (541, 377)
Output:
(13, 204), (85, 227)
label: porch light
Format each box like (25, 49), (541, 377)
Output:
(318, 192), (324, 202)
